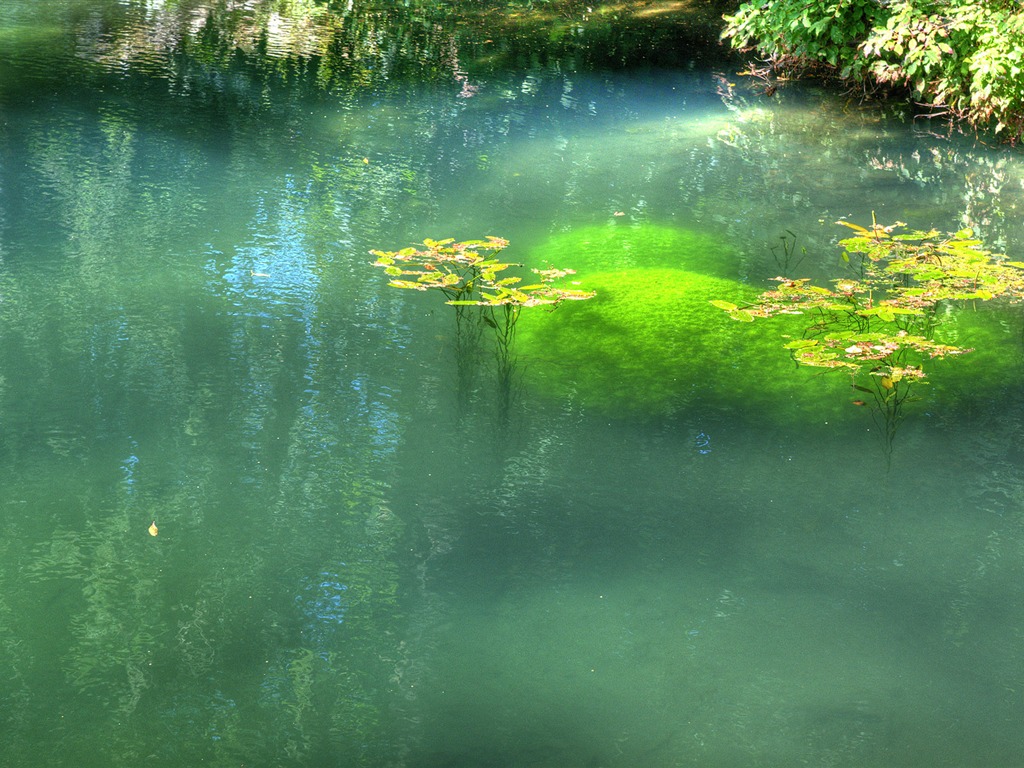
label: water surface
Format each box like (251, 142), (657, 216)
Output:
(2, 2), (1024, 766)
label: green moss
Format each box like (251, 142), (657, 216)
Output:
(928, 304), (1024, 402)
(518, 268), (854, 423)
(518, 267), (1024, 423)
(527, 223), (738, 279)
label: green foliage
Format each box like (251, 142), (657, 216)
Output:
(723, 0), (1024, 140)
(860, 1), (1024, 136)
(371, 236), (511, 303)
(723, 0), (885, 75)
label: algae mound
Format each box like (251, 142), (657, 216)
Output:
(929, 305), (1024, 402)
(527, 223), (737, 278)
(517, 266), (1024, 422)
(517, 267), (854, 423)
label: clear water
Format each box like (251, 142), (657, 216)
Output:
(3, 2), (1024, 766)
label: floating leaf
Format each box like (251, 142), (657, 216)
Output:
(783, 339), (818, 349)
(835, 220), (872, 235)
(388, 279), (430, 291)
(148, 521), (159, 537)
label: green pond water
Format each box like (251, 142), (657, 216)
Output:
(3, 1), (1024, 766)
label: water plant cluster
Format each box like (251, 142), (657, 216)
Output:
(372, 221), (1024, 453)
(717, 219), (1024, 445)
(373, 236), (594, 304)
(371, 237), (595, 416)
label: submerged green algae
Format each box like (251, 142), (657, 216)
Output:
(517, 267), (855, 423)
(518, 267), (1024, 423)
(526, 223), (738, 278)
(929, 304), (1024, 403)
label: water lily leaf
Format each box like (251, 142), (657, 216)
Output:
(857, 307), (895, 322)
(783, 339), (818, 349)
(839, 236), (877, 253)
(893, 229), (940, 240)
(835, 220), (872, 235)
(388, 279), (429, 290)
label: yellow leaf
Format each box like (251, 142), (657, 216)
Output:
(148, 521), (159, 537)
(835, 220), (871, 235)
(710, 299), (738, 311)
